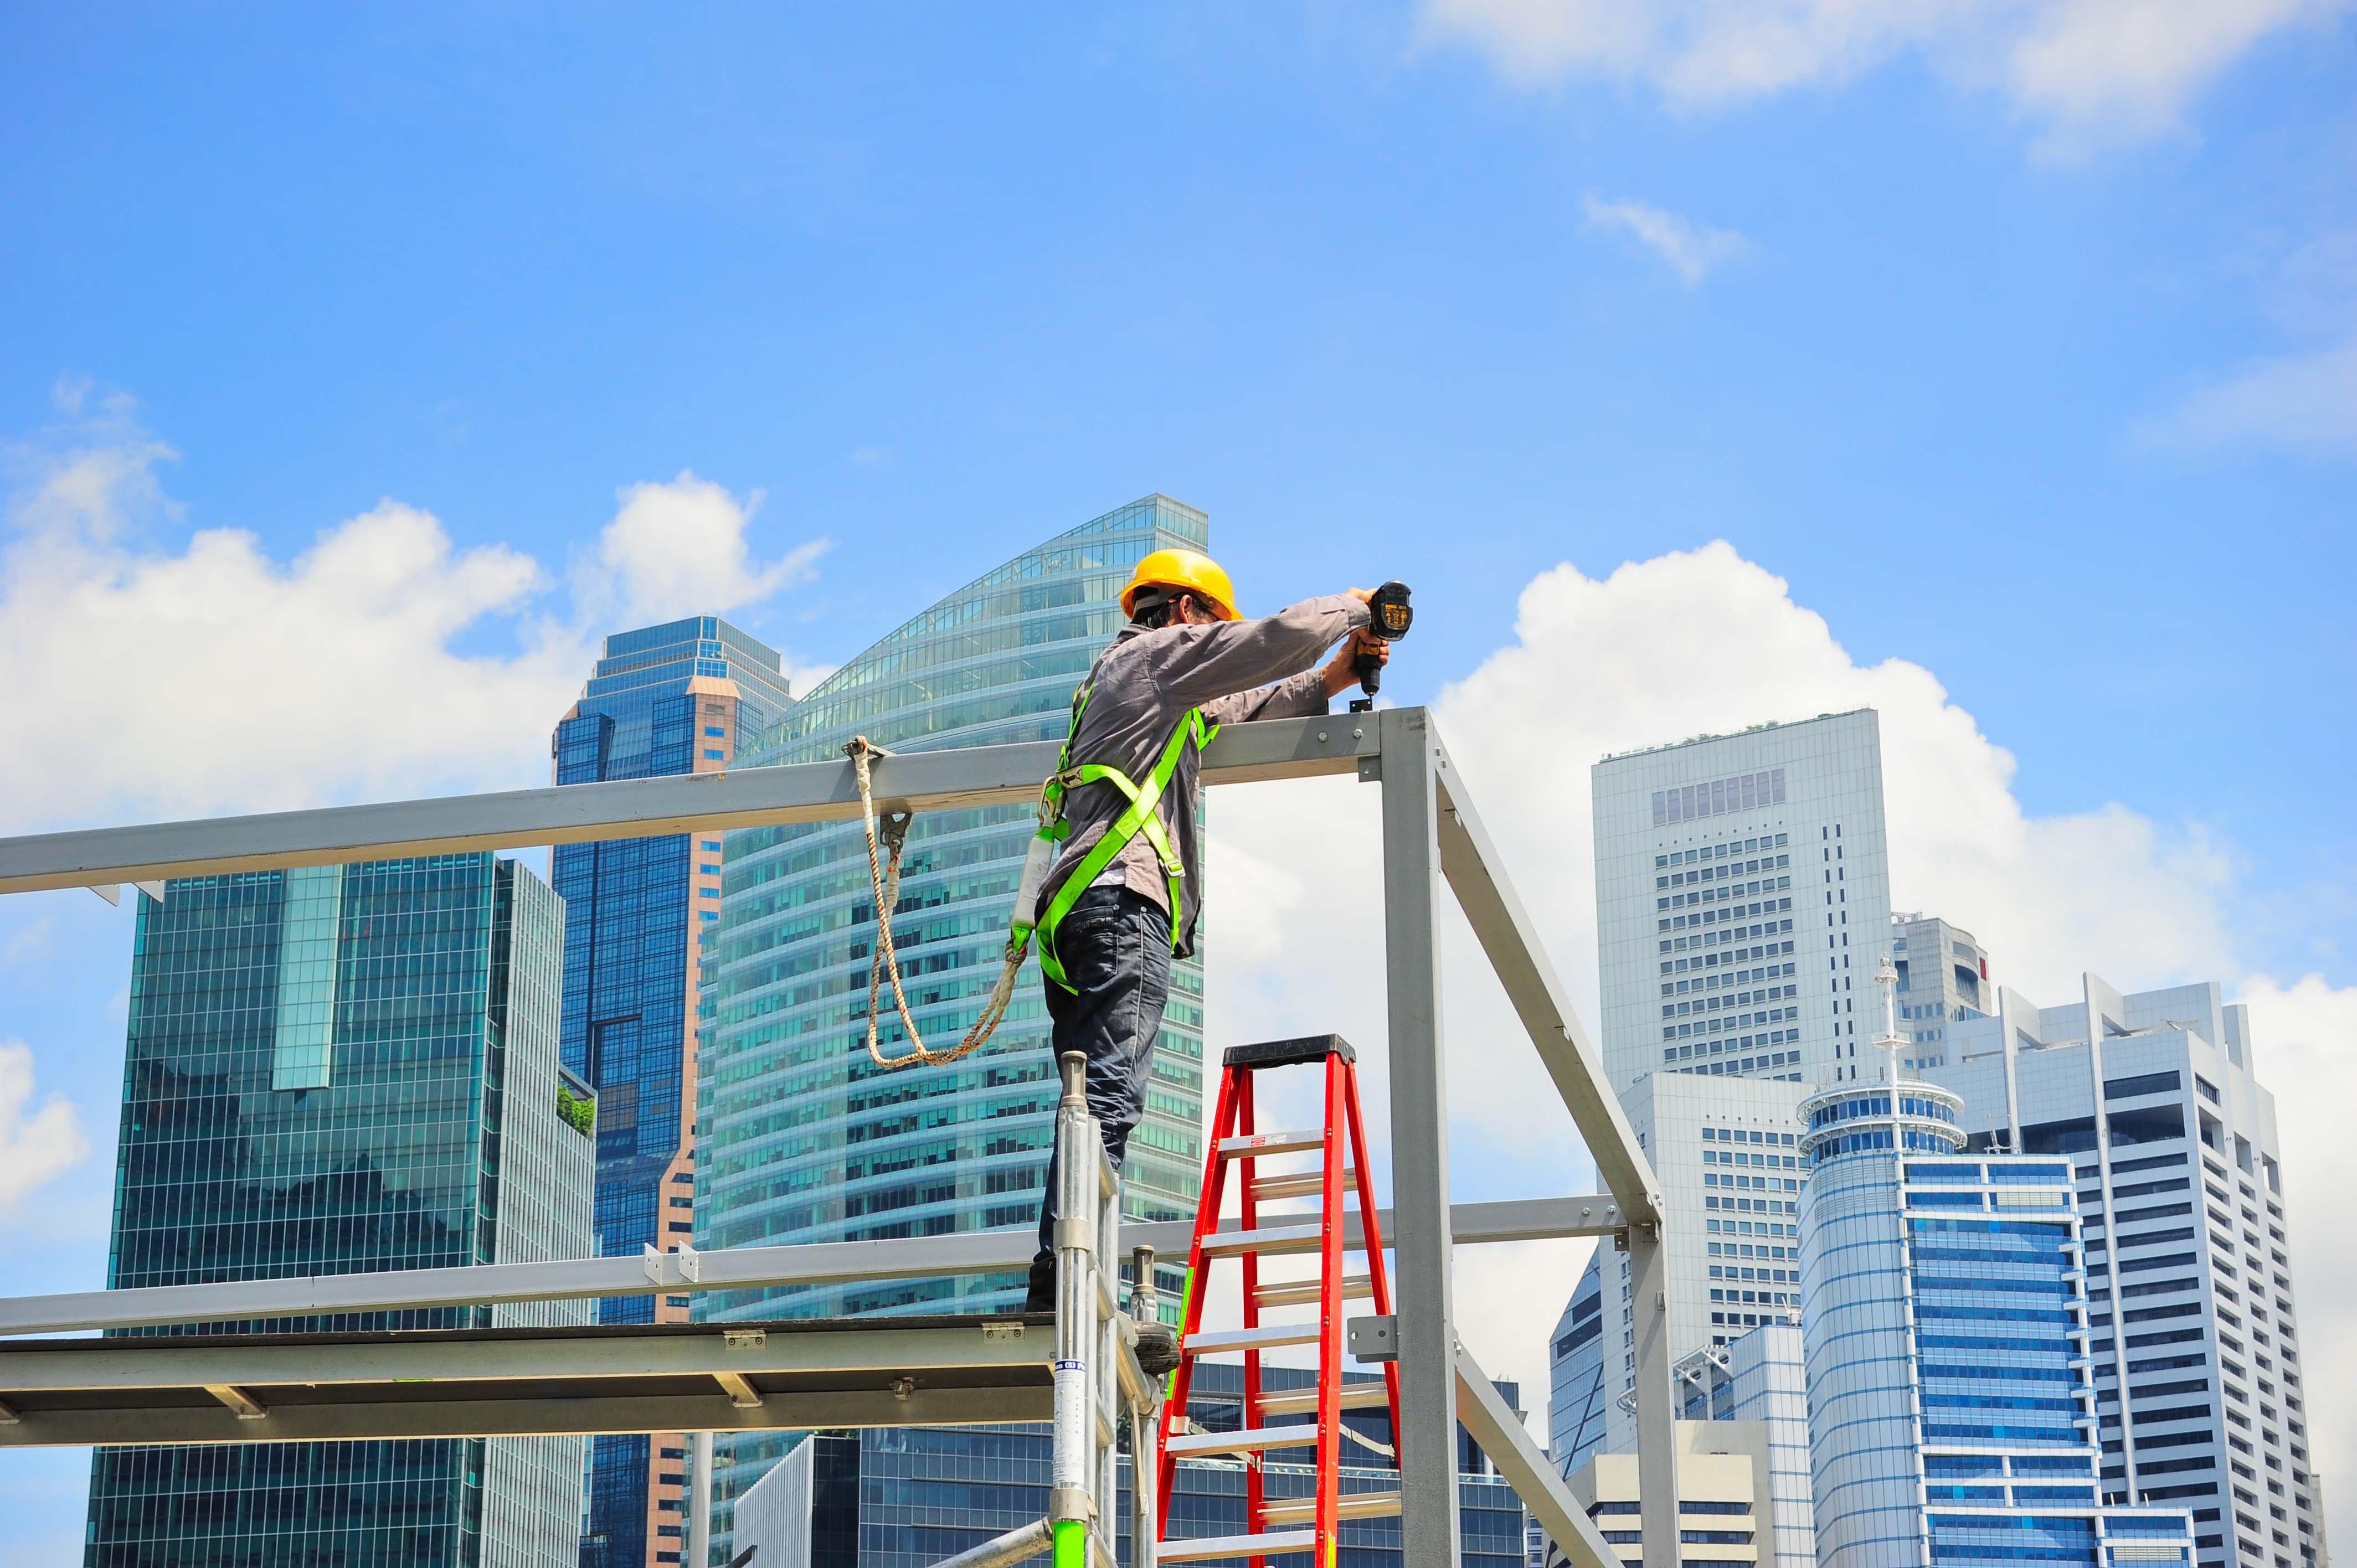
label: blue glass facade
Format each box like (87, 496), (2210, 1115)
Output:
(1799, 1081), (2194, 1568)
(697, 497), (1216, 1540)
(770, 1365), (1531, 1566)
(84, 855), (590, 1568)
(550, 616), (794, 1568)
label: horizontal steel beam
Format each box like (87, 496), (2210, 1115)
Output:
(1433, 744), (1661, 1226)
(0, 1385), (1052, 1448)
(0, 713), (1381, 895)
(0, 1321), (1046, 1392)
(0, 1196), (1622, 1337)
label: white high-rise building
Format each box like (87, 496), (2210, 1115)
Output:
(1921, 972), (2324, 1568)
(1550, 709), (1899, 1558)
(1593, 708), (1894, 1095)
(1547, 1072), (1811, 1466)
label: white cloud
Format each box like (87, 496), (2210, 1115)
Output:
(0, 395), (828, 831)
(2143, 335), (2357, 456)
(1207, 539), (2354, 1500)
(578, 471), (828, 631)
(1581, 194), (1753, 285)
(1418, 0), (2344, 154)
(0, 1040), (87, 1214)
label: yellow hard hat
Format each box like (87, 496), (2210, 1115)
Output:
(1122, 548), (1239, 621)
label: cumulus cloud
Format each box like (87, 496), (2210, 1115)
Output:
(0, 392), (830, 1218)
(578, 472), (828, 631)
(1418, 0), (2344, 154)
(2143, 335), (2357, 456)
(1582, 194), (1753, 285)
(0, 391), (827, 831)
(1206, 539), (2353, 1479)
(0, 1040), (87, 1214)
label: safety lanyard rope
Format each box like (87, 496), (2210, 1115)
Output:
(846, 737), (1027, 1071)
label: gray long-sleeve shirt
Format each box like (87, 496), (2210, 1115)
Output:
(1037, 592), (1371, 959)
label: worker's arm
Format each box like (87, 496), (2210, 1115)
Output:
(1145, 594), (1370, 712)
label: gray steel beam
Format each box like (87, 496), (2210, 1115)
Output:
(1380, 706), (1461, 1565)
(0, 1198), (1623, 1338)
(1453, 1343), (1620, 1568)
(0, 1385), (1051, 1448)
(1433, 744), (1660, 1226)
(0, 714), (1378, 895)
(1626, 1229), (1680, 1568)
(0, 1323), (1046, 1391)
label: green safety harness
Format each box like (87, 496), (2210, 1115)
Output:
(1025, 680), (1218, 992)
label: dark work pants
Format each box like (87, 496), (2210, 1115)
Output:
(1033, 885), (1172, 1267)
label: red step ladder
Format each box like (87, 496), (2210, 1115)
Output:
(1154, 1035), (1402, 1564)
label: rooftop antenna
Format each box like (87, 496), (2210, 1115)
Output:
(1874, 954), (1906, 1146)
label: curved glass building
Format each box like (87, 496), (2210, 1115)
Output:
(696, 497), (1214, 1529)
(1798, 1064), (2191, 1568)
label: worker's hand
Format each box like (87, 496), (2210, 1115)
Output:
(1320, 628), (1388, 699)
(1345, 587), (1373, 607)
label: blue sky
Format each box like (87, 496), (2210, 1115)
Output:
(1, 4), (2353, 1560)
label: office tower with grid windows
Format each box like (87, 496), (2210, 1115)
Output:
(1797, 1074), (2196, 1568)
(1888, 912), (1991, 1074)
(1546, 1075), (1813, 1494)
(695, 497), (1215, 1550)
(1593, 708), (1895, 1095)
(83, 855), (591, 1568)
(551, 616), (795, 1568)
(1919, 973), (2324, 1568)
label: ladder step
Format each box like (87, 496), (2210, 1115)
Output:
(1183, 1321), (1322, 1355)
(1164, 1422), (1321, 1459)
(1254, 1273), (1372, 1309)
(1219, 1129), (1325, 1158)
(1249, 1167), (1356, 1202)
(1199, 1220), (1364, 1258)
(1262, 1491), (1404, 1526)
(1259, 1382), (1388, 1418)
(1158, 1529), (1318, 1562)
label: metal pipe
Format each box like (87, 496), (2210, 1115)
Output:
(1049, 1051), (1096, 1554)
(687, 1428), (714, 1568)
(928, 1517), (1054, 1568)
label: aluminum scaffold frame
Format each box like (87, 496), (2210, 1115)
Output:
(0, 706), (1674, 1568)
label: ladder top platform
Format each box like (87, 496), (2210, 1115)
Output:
(1221, 1033), (1355, 1070)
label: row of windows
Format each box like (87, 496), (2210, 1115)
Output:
(1650, 770), (1787, 826)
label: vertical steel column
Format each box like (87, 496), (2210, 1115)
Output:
(686, 1428), (714, 1568)
(1378, 706), (1461, 1564)
(1051, 1051), (1097, 1566)
(1627, 1227), (1679, 1568)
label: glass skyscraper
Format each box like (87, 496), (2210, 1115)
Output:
(1797, 1077), (2195, 1568)
(696, 496), (1215, 1543)
(84, 855), (591, 1568)
(549, 616), (795, 1568)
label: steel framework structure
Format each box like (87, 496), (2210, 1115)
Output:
(0, 706), (1676, 1568)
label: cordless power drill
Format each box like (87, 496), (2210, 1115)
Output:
(1349, 581), (1414, 714)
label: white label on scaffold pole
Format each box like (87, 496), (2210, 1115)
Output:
(1052, 1359), (1089, 1487)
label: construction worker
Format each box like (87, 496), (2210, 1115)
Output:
(1025, 548), (1390, 1314)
